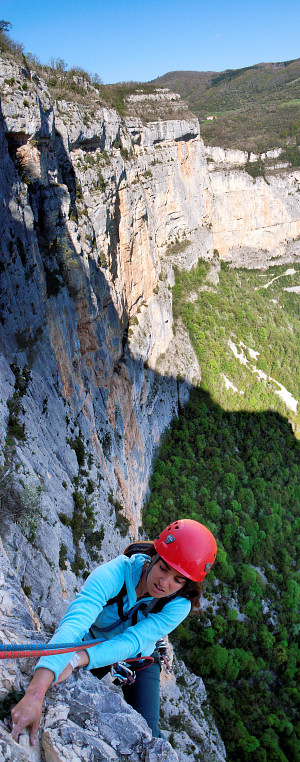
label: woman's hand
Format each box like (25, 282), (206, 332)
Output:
(54, 649), (89, 684)
(11, 667), (54, 746)
(11, 652), (89, 744)
(11, 693), (43, 746)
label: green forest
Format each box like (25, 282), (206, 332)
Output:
(143, 261), (300, 761)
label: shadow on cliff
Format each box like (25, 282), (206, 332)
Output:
(0, 94), (299, 532)
(0, 98), (124, 372)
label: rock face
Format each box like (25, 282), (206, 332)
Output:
(205, 146), (300, 264)
(0, 58), (223, 760)
(0, 56), (300, 760)
(0, 59), (203, 612)
(0, 540), (226, 761)
(0, 540), (184, 762)
(160, 658), (225, 761)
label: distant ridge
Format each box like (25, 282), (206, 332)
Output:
(1, 19), (298, 153)
(151, 59), (300, 152)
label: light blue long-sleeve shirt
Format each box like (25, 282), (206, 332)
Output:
(36, 554), (191, 682)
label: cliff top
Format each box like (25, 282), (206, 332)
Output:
(1, 21), (299, 146)
(0, 23), (193, 124)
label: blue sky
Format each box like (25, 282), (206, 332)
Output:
(2, 0), (300, 84)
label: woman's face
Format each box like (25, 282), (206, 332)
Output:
(146, 557), (187, 598)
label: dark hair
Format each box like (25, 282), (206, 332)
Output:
(180, 579), (202, 610)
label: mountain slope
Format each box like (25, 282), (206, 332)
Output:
(152, 59), (300, 152)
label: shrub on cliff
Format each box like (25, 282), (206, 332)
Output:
(0, 20), (23, 56)
(281, 145), (300, 166)
(244, 158), (267, 181)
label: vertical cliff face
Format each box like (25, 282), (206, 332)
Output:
(1, 58), (300, 617)
(0, 60), (227, 761)
(0, 59), (209, 623)
(205, 146), (300, 264)
(1, 57), (300, 761)
(1, 55), (300, 600)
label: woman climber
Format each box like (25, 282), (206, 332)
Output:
(11, 519), (217, 745)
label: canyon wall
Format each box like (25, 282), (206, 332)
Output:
(1, 47), (300, 647)
(0, 59), (216, 601)
(0, 56), (300, 760)
(205, 145), (300, 265)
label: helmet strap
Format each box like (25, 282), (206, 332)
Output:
(145, 553), (160, 580)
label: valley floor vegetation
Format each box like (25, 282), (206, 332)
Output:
(144, 261), (300, 762)
(173, 260), (300, 434)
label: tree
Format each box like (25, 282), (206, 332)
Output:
(92, 72), (103, 86)
(50, 57), (68, 72)
(0, 20), (12, 32)
(282, 579), (299, 622)
(206, 644), (228, 678)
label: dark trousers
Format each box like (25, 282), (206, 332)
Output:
(91, 655), (161, 737)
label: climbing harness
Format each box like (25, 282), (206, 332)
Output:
(88, 591), (175, 637)
(99, 541), (179, 630)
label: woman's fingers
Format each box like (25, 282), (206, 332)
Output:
(11, 697), (43, 745)
(10, 668), (53, 746)
(29, 716), (41, 746)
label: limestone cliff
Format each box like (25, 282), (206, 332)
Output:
(0, 59), (204, 593)
(204, 145), (300, 264)
(0, 56), (299, 760)
(0, 57), (224, 760)
(0, 540), (190, 762)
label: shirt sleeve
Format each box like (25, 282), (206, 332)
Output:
(35, 555), (127, 682)
(86, 595), (191, 671)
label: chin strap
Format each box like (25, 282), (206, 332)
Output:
(145, 553), (160, 579)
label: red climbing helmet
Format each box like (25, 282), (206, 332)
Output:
(154, 519), (217, 582)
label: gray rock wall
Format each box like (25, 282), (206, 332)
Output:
(0, 540), (185, 761)
(1, 56), (300, 760)
(0, 59), (196, 615)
